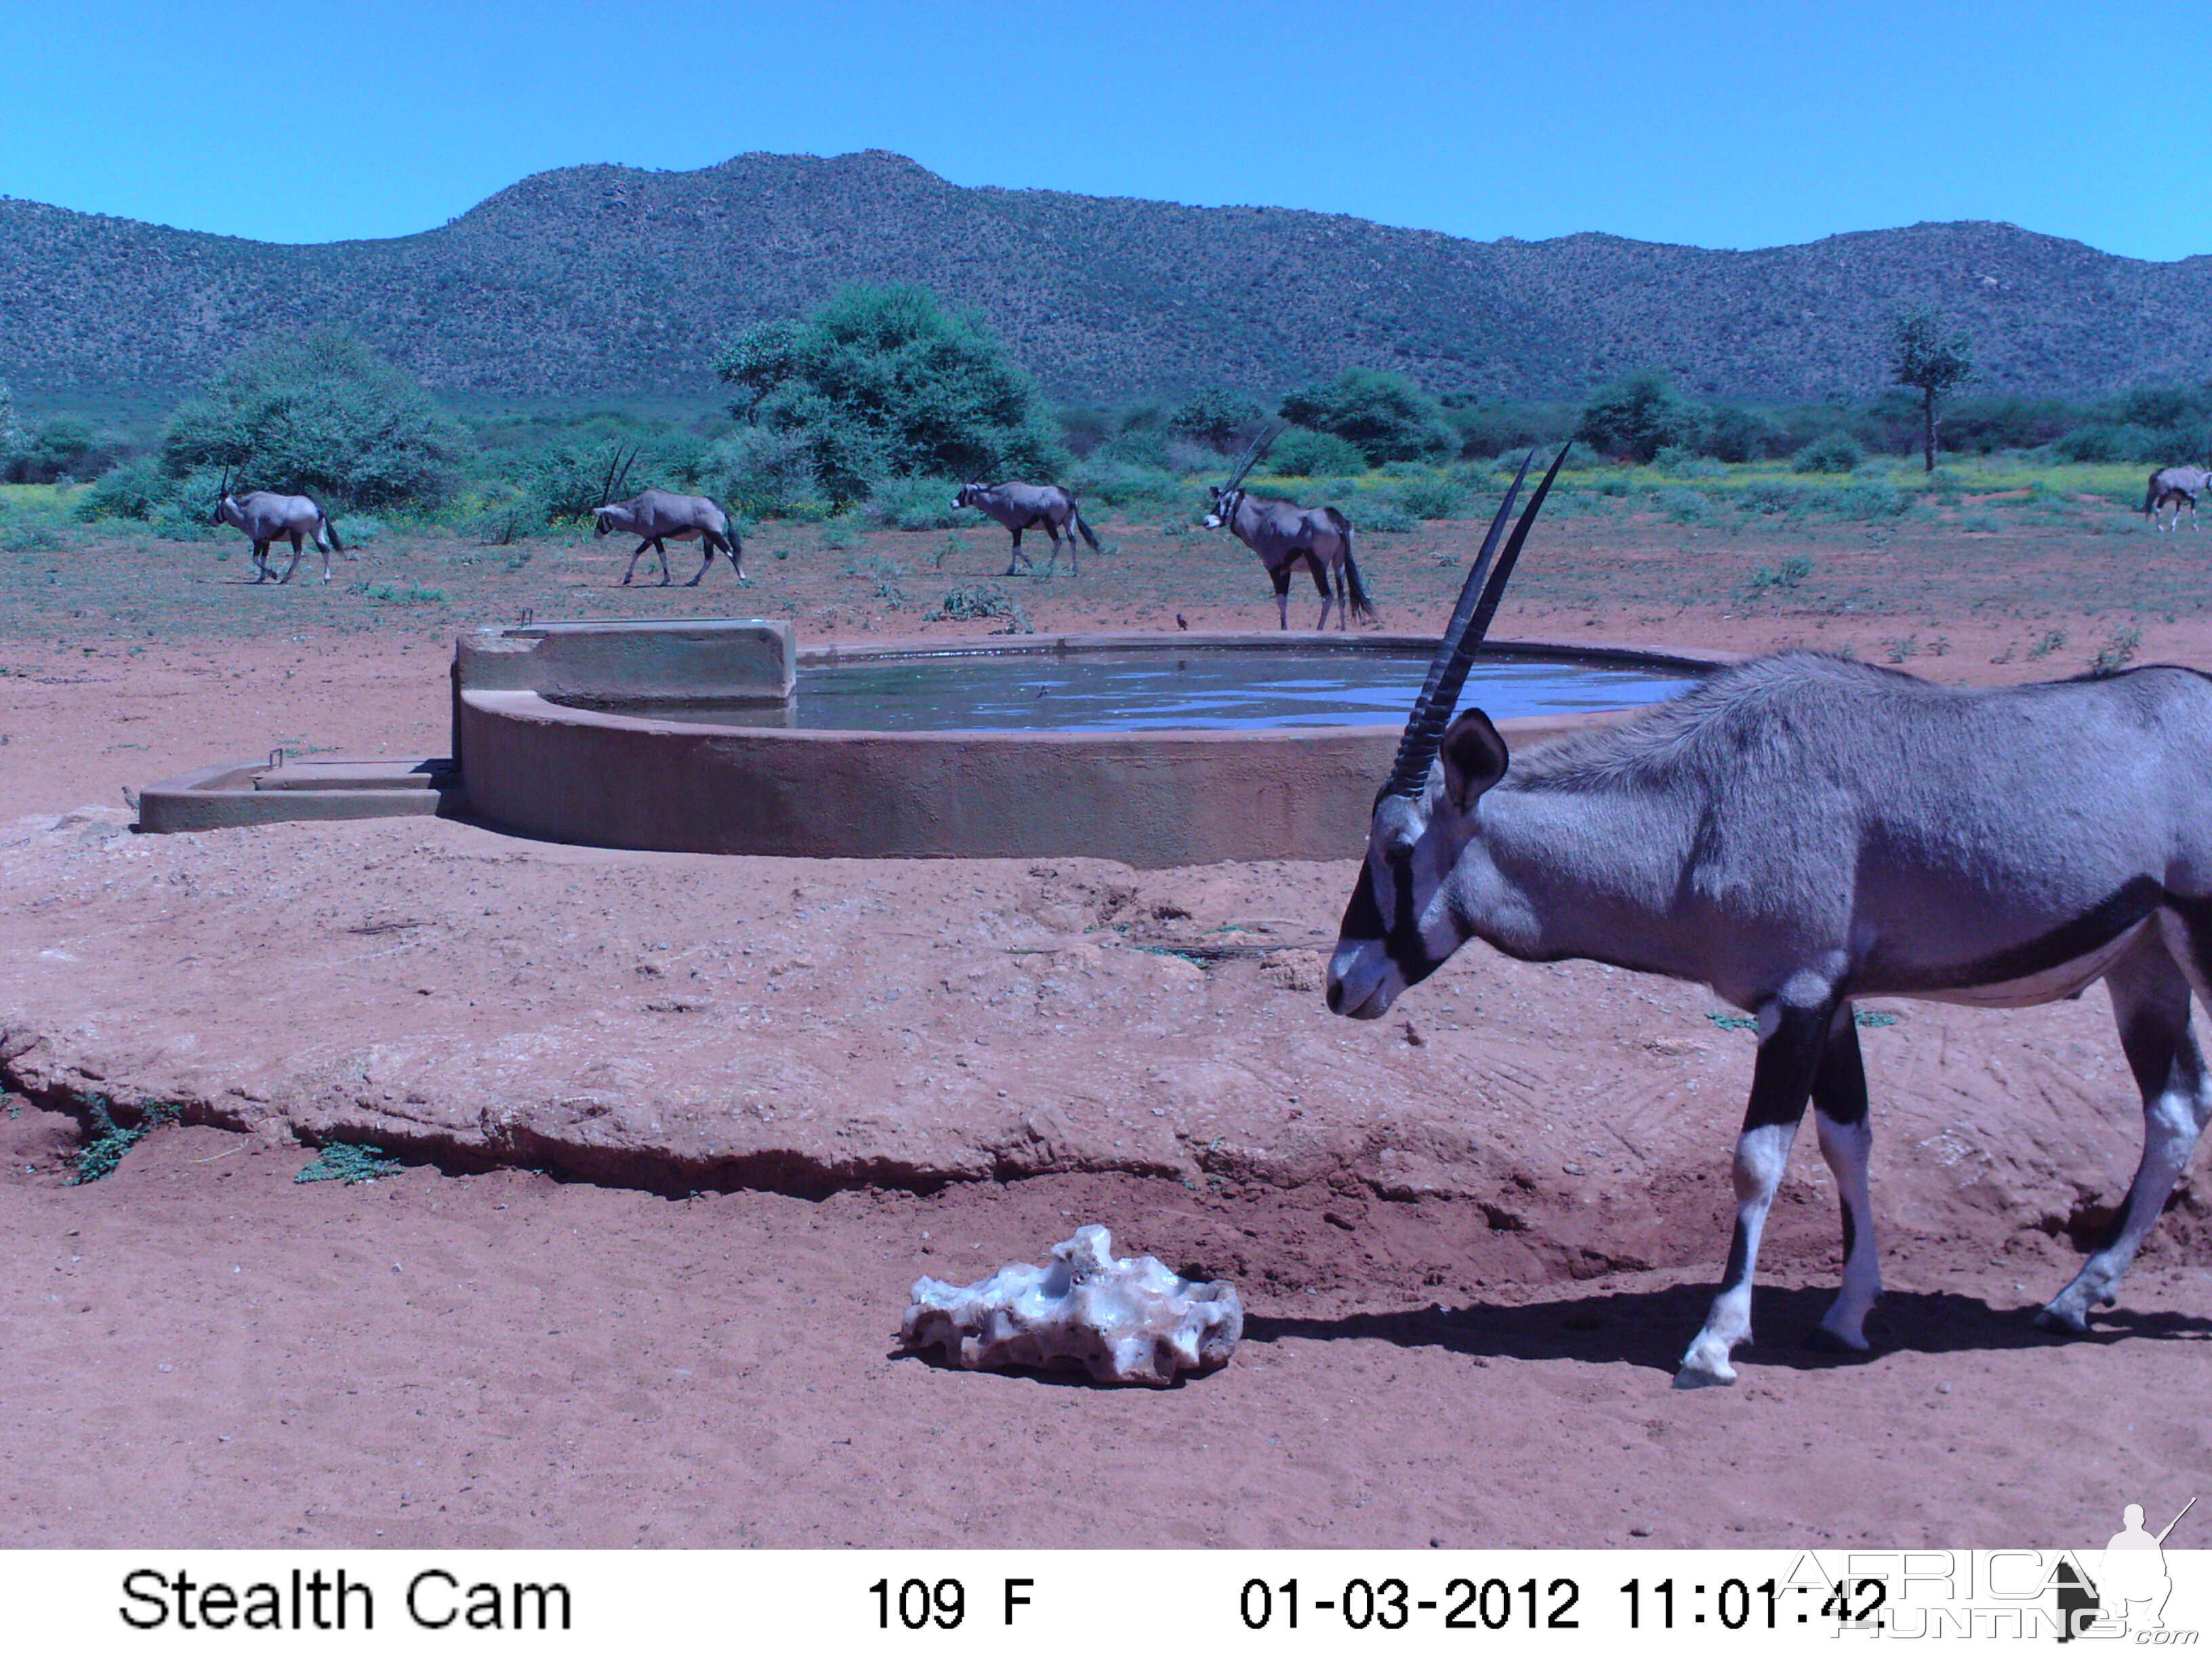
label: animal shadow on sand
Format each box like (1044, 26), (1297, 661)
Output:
(1245, 1283), (2212, 1378)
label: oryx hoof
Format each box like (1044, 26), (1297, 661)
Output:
(1671, 1362), (1737, 1391)
(2032, 1303), (2090, 1334)
(1804, 1326), (1870, 1355)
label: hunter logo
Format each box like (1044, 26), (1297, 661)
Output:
(2057, 1498), (2198, 1642)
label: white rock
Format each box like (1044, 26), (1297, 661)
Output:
(901, 1225), (1242, 1386)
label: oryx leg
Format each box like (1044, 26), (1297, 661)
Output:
(619, 539), (655, 586)
(1038, 521), (1065, 578)
(654, 537), (674, 585)
(1808, 1008), (1881, 1351)
(250, 539), (273, 582)
(684, 534), (722, 586)
(1004, 525), (1031, 577)
(1307, 554), (1334, 631)
(314, 529), (335, 583)
(277, 531), (305, 584)
(2038, 920), (2212, 1330)
(1269, 562), (1294, 630)
(1678, 996), (1832, 1387)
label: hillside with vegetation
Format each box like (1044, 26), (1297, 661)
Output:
(5, 150), (2210, 407)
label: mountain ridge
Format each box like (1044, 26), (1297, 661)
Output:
(3, 149), (2206, 406)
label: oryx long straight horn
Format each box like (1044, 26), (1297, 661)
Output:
(1381, 445), (1569, 800)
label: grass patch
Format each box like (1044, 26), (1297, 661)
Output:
(933, 583), (1034, 634)
(295, 1142), (405, 1185)
(361, 581), (447, 605)
(68, 1098), (180, 1185)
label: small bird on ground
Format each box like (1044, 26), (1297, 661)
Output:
(1176, 614), (1189, 630)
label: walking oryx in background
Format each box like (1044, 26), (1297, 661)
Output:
(952, 480), (1099, 577)
(593, 446), (745, 587)
(2144, 465), (2211, 531)
(211, 468), (350, 583)
(1328, 446), (2212, 1388)
(1204, 427), (1376, 630)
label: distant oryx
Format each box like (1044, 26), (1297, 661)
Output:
(1204, 427), (1376, 630)
(1328, 446), (2212, 1388)
(593, 447), (745, 587)
(952, 480), (1099, 577)
(2144, 465), (2211, 531)
(211, 468), (350, 584)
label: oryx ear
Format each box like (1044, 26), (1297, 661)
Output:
(1440, 709), (1509, 811)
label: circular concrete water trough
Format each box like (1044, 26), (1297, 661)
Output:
(452, 621), (1715, 867)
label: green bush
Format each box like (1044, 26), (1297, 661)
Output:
(1265, 426), (1366, 477)
(716, 284), (1069, 505)
(1792, 432), (1865, 473)
(163, 326), (468, 508)
(1066, 457), (1182, 514)
(1738, 479), (1813, 516)
(1390, 472), (1465, 520)
(4, 415), (122, 485)
(866, 476), (968, 531)
(1168, 386), (1267, 449)
(1700, 405), (1788, 463)
(77, 458), (220, 539)
(1280, 369), (1455, 464)
(1576, 370), (1702, 463)
(698, 426), (824, 520)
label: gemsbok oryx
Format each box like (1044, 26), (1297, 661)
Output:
(211, 468), (350, 584)
(1204, 427), (1376, 630)
(592, 446), (745, 587)
(952, 480), (1099, 577)
(2144, 465), (2211, 531)
(1327, 446), (2212, 1388)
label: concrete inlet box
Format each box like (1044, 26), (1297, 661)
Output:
(453, 618), (796, 703)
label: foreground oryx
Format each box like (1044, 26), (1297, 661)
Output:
(952, 480), (1099, 577)
(1204, 428), (1375, 630)
(2144, 465), (2211, 531)
(592, 447), (744, 587)
(211, 468), (350, 584)
(1327, 447), (2212, 1387)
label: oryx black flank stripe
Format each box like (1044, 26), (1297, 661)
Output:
(1866, 876), (2163, 994)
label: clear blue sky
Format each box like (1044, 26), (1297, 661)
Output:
(5, 0), (2205, 260)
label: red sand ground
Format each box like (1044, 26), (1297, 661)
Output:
(1, 508), (2207, 1549)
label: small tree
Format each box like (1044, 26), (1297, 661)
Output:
(716, 285), (1065, 504)
(1167, 386), (1267, 450)
(1890, 308), (1974, 473)
(1279, 368), (1454, 465)
(1575, 369), (1702, 463)
(716, 318), (800, 422)
(163, 327), (468, 507)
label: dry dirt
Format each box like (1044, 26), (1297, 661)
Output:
(2, 504), (2207, 1550)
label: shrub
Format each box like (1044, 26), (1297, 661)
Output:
(4, 416), (123, 485)
(865, 476), (968, 531)
(934, 583), (1034, 633)
(163, 326), (468, 508)
(1279, 369), (1454, 464)
(1791, 432), (1865, 473)
(1391, 472), (1465, 520)
(1263, 426), (1366, 478)
(699, 426), (825, 520)
(1067, 457), (1182, 514)
(1576, 369), (1702, 463)
(716, 283), (1069, 504)
(1168, 386), (1267, 449)
(1701, 405), (1788, 462)
(76, 458), (219, 539)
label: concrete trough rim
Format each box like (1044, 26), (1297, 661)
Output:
(453, 630), (1726, 865)
(529, 630), (1731, 743)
